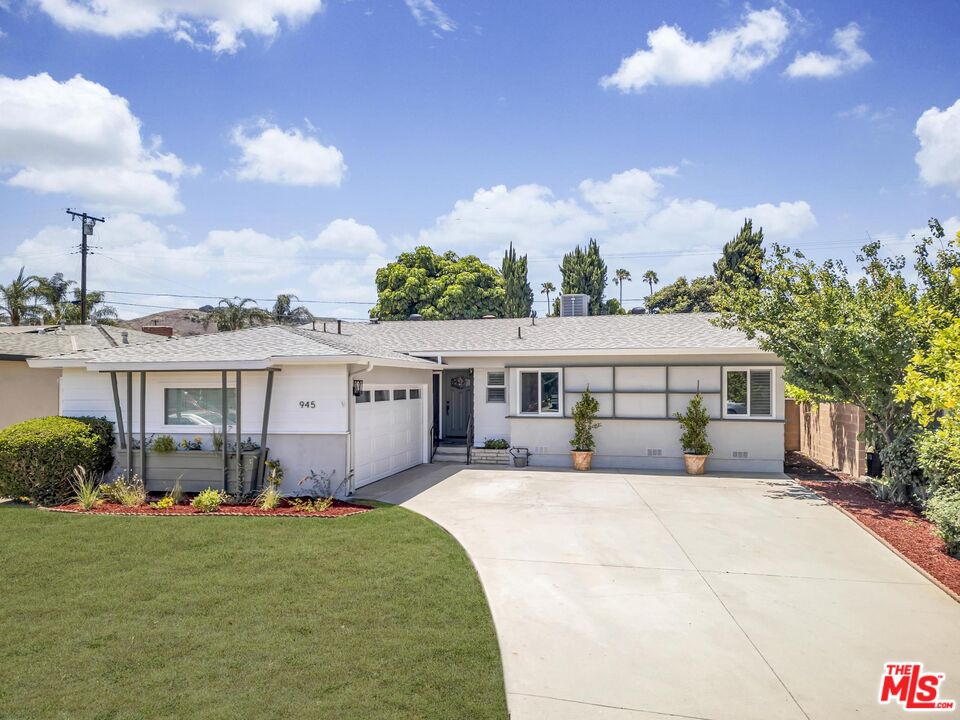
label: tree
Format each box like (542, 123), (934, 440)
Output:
(272, 294), (313, 325)
(559, 238), (607, 315)
(714, 239), (929, 503)
(61, 289), (117, 325)
(603, 298), (627, 315)
(645, 276), (717, 313)
(0, 267), (40, 326)
(371, 246), (505, 320)
(540, 282), (556, 316)
(715, 218), (764, 288)
(35, 273), (75, 323)
(642, 269), (659, 297)
(501, 242), (534, 318)
(208, 297), (271, 331)
(613, 268), (631, 305)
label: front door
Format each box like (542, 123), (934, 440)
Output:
(444, 371), (472, 438)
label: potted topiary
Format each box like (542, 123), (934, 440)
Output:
(675, 393), (713, 475)
(570, 388), (601, 471)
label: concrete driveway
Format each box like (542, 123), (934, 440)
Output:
(359, 465), (960, 720)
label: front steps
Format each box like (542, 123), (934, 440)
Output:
(433, 445), (469, 463)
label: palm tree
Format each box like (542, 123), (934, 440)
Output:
(642, 270), (659, 297)
(208, 297), (271, 331)
(613, 268), (631, 304)
(272, 293), (313, 325)
(35, 273), (76, 323)
(540, 282), (556, 316)
(0, 267), (41, 326)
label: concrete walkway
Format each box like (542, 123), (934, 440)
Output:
(359, 465), (960, 720)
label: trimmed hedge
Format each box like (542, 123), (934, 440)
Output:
(926, 487), (960, 558)
(0, 416), (115, 506)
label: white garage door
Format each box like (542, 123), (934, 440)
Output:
(354, 386), (425, 488)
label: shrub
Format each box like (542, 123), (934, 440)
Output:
(925, 487), (960, 558)
(150, 496), (175, 510)
(256, 486), (283, 510)
(179, 436), (204, 451)
(483, 439), (510, 450)
(73, 417), (116, 476)
(192, 487), (227, 513)
(0, 416), (106, 505)
(569, 389), (601, 452)
(102, 473), (146, 507)
(915, 428), (960, 493)
(69, 466), (102, 511)
(676, 394), (713, 456)
(152, 435), (176, 454)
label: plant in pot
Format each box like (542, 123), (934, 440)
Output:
(570, 388), (601, 471)
(675, 393), (713, 475)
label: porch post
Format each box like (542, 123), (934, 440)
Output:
(257, 369), (275, 492)
(235, 371), (242, 495)
(221, 371), (228, 493)
(110, 372), (125, 450)
(125, 371), (133, 478)
(139, 372), (146, 484)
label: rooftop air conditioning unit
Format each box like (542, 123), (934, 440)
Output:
(559, 293), (589, 317)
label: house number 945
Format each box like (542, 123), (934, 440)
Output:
(299, 400), (316, 409)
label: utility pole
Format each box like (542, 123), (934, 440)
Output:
(66, 209), (105, 325)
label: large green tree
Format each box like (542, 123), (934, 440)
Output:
(0, 267), (41, 326)
(34, 273), (75, 323)
(559, 238), (607, 315)
(645, 276), (717, 313)
(371, 246), (505, 320)
(501, 242), (534, 318)
(715, 218), (765, 288)
(272, 294), (313, 325)
(540, 282), (556, 316)
(207, 297), (271, 331)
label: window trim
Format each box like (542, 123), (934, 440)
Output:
(486, 370), (506, 403)
(162, 384), (237, 429)
(722, 366), (775, 419)
(516, 368), (563, 416)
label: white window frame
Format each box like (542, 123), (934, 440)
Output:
(516, 368), (563, 416)
(722, 366), (775, 419)
(486, 370), (506, 403)
(160, 380), (237, 431)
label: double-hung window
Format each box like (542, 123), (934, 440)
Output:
(518, 369), (561, 415)
(486, 371), (506, 403)
(724, 368), (774, 418)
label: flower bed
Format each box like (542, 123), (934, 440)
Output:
(46, 499), (372, 518)
(786, 451), (960, 599)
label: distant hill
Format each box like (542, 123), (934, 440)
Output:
(119, 309), (216, 337)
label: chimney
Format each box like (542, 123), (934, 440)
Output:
(120, 331), (129, 344)
(141, 326), (174, 338)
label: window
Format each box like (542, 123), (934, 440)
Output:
(410, 388), (421, 399)
(393, 389), (407, 400)
(355, 391), (371, 403)
(518, 370), (561, 415)
(724, 368), (774, 418)
(374, 390), (390, 402)
(164, 388), (236, 426)
(486, 371), (505, 403)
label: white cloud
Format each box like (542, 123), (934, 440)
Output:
(579, 168), (662, 222)
(838, 103), (894, 123)
(404, 0), (456, 33)
(312, 218), (384, 254)
(0, 73), (194, 214)
(600, 7), (790, 92)
(915, 99), (960, 195)
(232, 121), (346, 187)
(32, 0), (325, 53)
(786, 22), (871, 78)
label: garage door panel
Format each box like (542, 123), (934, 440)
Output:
(354, 388), (424, 489)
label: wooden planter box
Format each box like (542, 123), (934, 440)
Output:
(127, 450), (263, 495)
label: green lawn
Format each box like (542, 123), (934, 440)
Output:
(0, 502), (507, 719)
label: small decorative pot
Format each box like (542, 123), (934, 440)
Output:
(571, 450), (594, 471)
(683, 454), (708, 475)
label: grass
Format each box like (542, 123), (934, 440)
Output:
(0, 502), (507, 719)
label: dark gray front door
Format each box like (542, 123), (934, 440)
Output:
(444, 371), (472, 437)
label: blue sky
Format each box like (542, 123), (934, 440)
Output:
(0, 0), (958, 318)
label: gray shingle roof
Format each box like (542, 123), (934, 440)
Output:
(338, 313), (761, 354)
(0, 325), (163, 359)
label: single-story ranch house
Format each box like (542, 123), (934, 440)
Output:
(27, 311), (785, 495)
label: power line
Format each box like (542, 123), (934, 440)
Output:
(66, 209), (105, 324)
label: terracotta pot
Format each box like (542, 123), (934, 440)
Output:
(683, 453), (708, 475)
(571, 450), (594, 471)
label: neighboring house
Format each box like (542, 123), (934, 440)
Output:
(0, 324), (163, 429)
(27, 312), (785, 495)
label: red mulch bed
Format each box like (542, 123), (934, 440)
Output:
(786, 452), (960, 599)
(46, 499), (372, 518)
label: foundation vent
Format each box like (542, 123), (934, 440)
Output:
(732, 451), (749, 459)
(646, 448), (663, 457)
